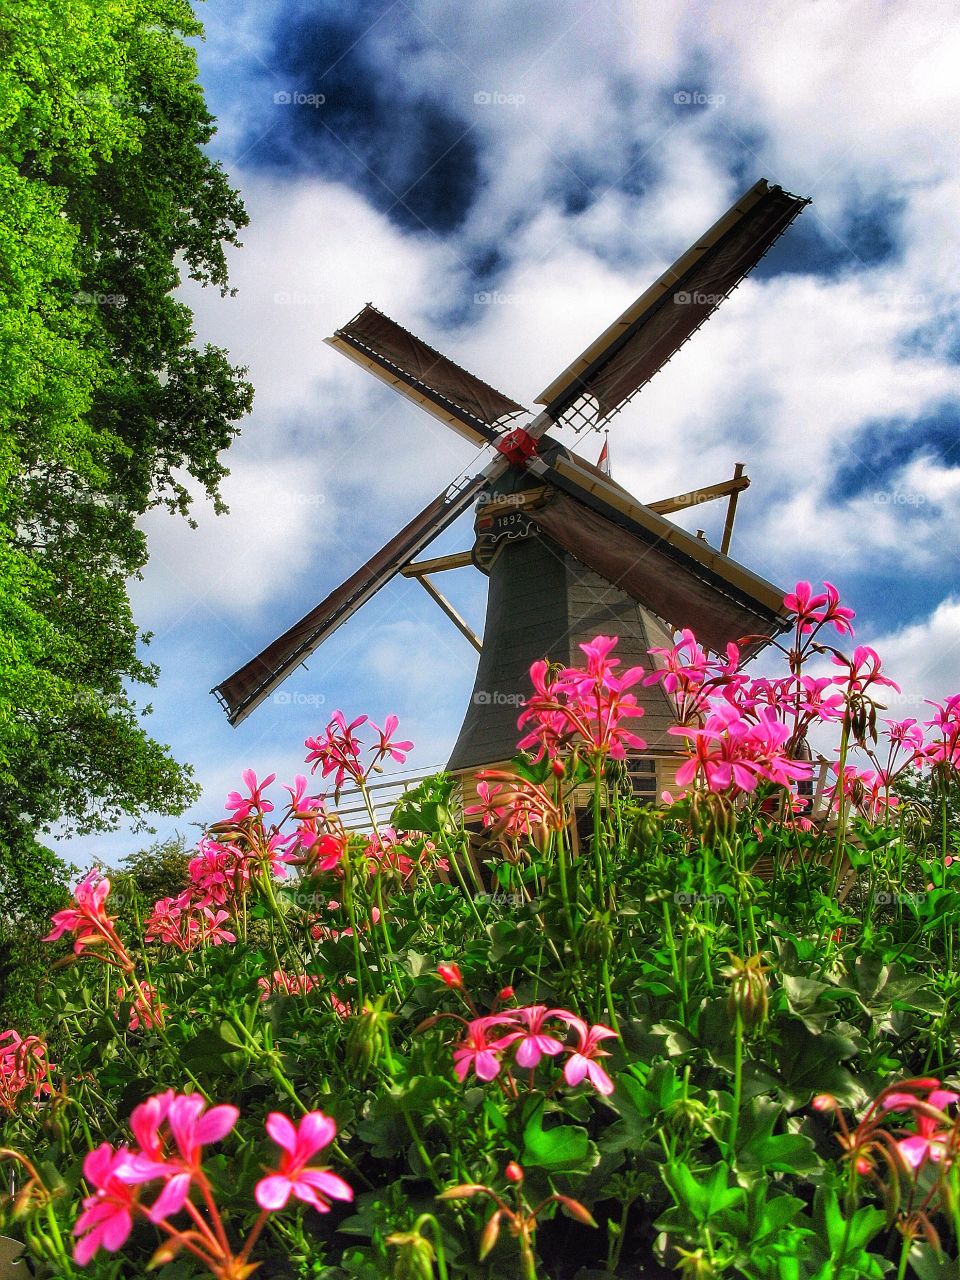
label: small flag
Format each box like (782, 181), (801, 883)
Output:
(597, 432), (611, 476)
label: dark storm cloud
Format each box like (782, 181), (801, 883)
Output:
(754, 191), (905, 279)
(251, 1), (483, 235)
(829, 401), (960, 502)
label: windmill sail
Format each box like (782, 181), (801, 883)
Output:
(213, 474), (488, 725)
(326, 305), (527, 447)
(538, 179), (809, 427)
(528, 455), (790, 654)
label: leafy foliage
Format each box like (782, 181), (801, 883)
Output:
(0, 0), (252, 923)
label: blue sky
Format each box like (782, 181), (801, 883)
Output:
(58, 0), (960, 868)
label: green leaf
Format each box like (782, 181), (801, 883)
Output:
(521, 1104), (598, 1175)
(663, 1161), (745, 1223)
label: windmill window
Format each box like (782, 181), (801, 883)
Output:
(626, 757), (657, 797)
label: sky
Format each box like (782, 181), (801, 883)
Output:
(57, 0), (960, 869)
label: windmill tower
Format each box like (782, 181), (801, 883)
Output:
(214, 179), (809, 797)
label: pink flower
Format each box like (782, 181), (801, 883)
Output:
(371, 714), (414, 764)
(437, 962), (463, 988)
(305, 712), (368, 790)
(883, 1088), (959, 1170)
(784, 580), (855, 637)
(117, 983), (165, 1031)
(224, 769), (276, 821)
(73, 1143), (139, 1265)
(284, 774), (325, 816)
(128, 1090), (175, 1162)
(0, 1030), (51, 1113)
(509, 1006), (566, 1069)
(923, 696), (960, 772)
(452, 1016), (518, 1083)
(671, 703), (812, 795)
(466, 771), (565, 842)
(256, 1112), (353, 1214)
(827, 765), (899, 821)
(561, 1016), (618, 1096)
(131, 1093), (239, 1222)
(258, 971), (318, 1001)
(44, 870), (133, 970)
(517, 637), (647, 764)
(831, 646), (900, 695)
(145, 890), (236, 952)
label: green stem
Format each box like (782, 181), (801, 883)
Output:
(728, 1009), (743, 1164)
(831, 722), (852, 897)
(414, 1214), (450, 1280)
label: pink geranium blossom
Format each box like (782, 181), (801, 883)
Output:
(452, 1016), (519, 1083)
(561, 1016), (618, 1096)
(0, 1030), (51, 1113)
(73, 1143), (139, 1266)
(882, 1087), (959, 1170)
(517, 636), (646, 764)
(256, 1112), (353, 1214)
(224, 769), (276, 822)
(509, 1006), (566, 1069)
(125, 1093), (239, 1223)
(783, 580), (855, 638)
(371, 715), (414, 764)
(305, 712), (369, 789)
(671, 703), (812, 796)
(258, 971), (318, 1000)
(44, 870), (133, 971)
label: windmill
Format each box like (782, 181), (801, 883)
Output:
(214, 179), (809, 798)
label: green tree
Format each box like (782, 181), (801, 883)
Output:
(0, 0), (253, 930)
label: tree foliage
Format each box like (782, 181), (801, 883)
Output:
(0, 0), (253, 920)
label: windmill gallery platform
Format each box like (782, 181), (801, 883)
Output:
(214, 178), (810, 806)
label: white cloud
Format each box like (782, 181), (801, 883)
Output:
(56, 0), (960, 870)
(869, 596), (960, 710)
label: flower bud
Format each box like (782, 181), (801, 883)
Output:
(345, 996), (394, 1074)
(723, 954), (769, 1031)
(436, 962), (463, 988)
(554, 1193), (596, 1226)
(478, 1210), (502, 1260)
(386, 1229), (436, 1280)
(504, 1161), (524, 1184)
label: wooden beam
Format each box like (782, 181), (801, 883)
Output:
(720, 463), (746, 556)
(400, 550), (473, 576)
(534, 454), (787, 615)
(415, 574), (482, 652)
(648, 472), (750, 515)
